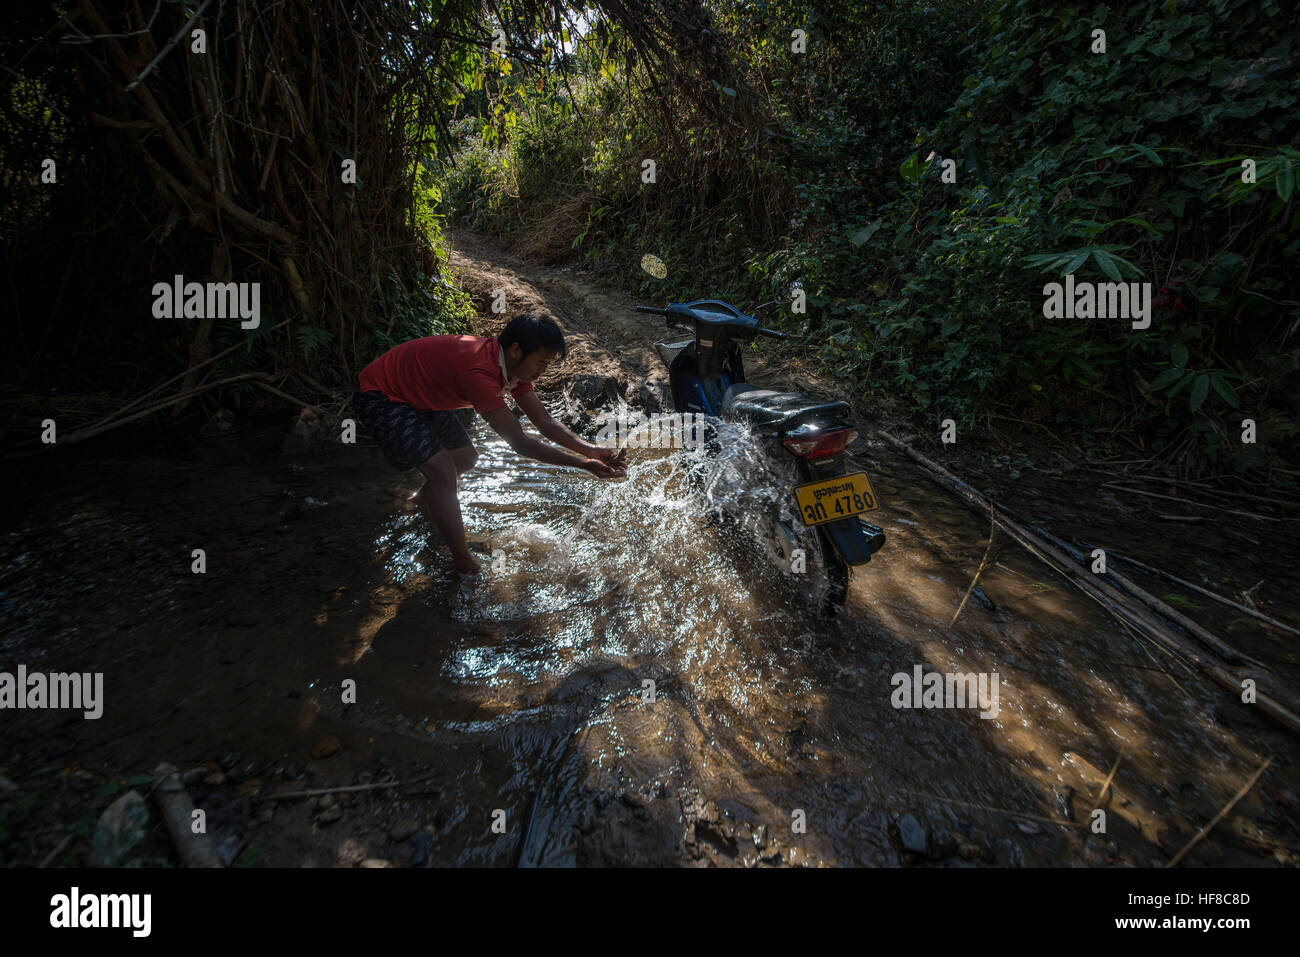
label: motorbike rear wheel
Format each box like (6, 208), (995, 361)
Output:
(819, 533), (850, 615)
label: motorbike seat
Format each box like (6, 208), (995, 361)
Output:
(721, 383), (850, 429)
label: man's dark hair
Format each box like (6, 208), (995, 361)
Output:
(498, 312), (567, 359)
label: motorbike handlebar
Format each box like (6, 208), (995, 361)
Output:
(637, 304), (788, 340)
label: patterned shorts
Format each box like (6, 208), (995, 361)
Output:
(351, 384), (471, 472)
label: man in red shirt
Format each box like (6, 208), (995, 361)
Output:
(353, 313), (626, 574)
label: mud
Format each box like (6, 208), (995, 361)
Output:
(1, 231), (1297, 868)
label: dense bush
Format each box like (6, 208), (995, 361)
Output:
(437, 0), (1299, 475)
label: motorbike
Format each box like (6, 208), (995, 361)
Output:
(634, 298), (885, 611)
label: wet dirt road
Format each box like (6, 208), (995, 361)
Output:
(2, 235), (1297, 868)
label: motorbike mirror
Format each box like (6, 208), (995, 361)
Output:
(750, 299), (781, 315)
(640, 253), (667, 280)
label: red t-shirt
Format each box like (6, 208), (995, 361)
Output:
(357, 335), (534, 413)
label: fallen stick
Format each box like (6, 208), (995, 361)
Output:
(877, 431), (1300, 738)
(1097, 752), (1123, 805)
(951, 517), (997, 626)
(1104, 483), (1287, 523)
(151, 763), (223, 868)
(1026, 527), (1263, 668)
(1076, 544), (1300, 639)
(1166, 757), (1272, 867)
(1062, 751), (1175, 847)
(254, 779), (401, 801)
(1117, 475), (1298, 510)
(80, 318), (291, 433)
(252, 378), (312, 409)
(39, 834), (73, 868)
(59, 374), (271, 445)
(295, 370), (337, 398)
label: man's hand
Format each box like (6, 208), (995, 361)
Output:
(517, 392), (629, 468)
(483, 405), (626, 476)
(581, 457), (626, 479)
(589, 445), (628, 470)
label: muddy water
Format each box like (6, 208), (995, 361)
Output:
(2, 403), (1296, 867)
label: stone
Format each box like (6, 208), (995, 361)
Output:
(898, 814), (928, 854)
(567, 374), (619, 408)
(389, 821), (418, 842)
(92, 791), (149, 866)
(282, 407), (342, 456)
(311, 735), (341, 759)
(407, 832), (435, 867)
(200, 409), (239, 437)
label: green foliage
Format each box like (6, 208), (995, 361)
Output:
(212, 316), (277, 412)
(431, 117), (518, 227)
(437, 0), (1299, 473)
(237, 836), (264, 868)
(370, 269), (476, 360)
(295, 325), (334, 367)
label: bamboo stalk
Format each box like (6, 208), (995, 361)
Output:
(1031, 528), (1264, 668)
(1105, 483), (1287, 523)
(80, 319), (290, 432)
(59, 374), (271, 445)
(1073, 542), (1300, 638)
(951, 516), (997, 626)
(1097, 751), (1123, 804)
(254, 779), (401, 801)
(1166, 757), (1272, 867)
(877, 431), (1300, 738)
(124, 0), (214, 92)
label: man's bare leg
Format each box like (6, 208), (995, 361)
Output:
(416, 450), (478, 573)
(448, 444), (478, 475)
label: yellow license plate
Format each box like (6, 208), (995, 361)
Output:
(793, 471), (878, 527)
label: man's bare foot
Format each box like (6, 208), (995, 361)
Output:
(453, 554), (481, 575)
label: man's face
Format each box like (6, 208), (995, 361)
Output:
(508, 343), (558, 383)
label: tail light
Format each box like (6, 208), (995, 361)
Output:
(783, 428), (858, 459)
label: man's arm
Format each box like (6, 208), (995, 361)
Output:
(515, 390), (628, 468)
(481, 405), (623, 476)
(515, 391), (600, 455)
